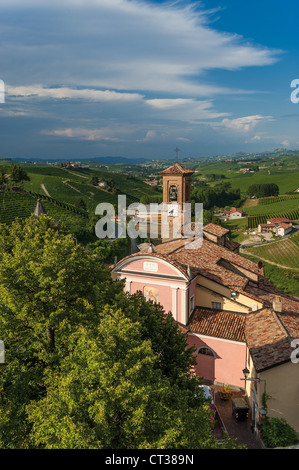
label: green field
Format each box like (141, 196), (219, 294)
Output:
(0, 190), (89, 234)
(227, 170), (299, 195)
(191, 154), (299, 196)
(244, 196), (299, 216)
(19, 165), (161, 212)
(245, 230), (299, 270)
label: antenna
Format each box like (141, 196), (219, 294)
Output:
(174, 147), (180, 162)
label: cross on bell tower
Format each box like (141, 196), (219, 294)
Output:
(174, 147), (180, 163)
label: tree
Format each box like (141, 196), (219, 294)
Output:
(0, 215), (240, 449)
(0, 215), (115, 447)
(76, 197), (87, 211)
(9, 163), (30, 186)
(26, 310), (216, 449)
(0, 166), (8, 190)
(247, 183), (279, 198)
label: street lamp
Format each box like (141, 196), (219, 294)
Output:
(241, 368), (266, 393)
(231, 290), (237, 301)
(242, 367), (260, 382)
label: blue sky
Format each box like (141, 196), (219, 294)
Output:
(0, 0), (298, 160)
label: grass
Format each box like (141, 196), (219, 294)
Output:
(244, 197), (299, 216)
(228, 170), (299, 195)
(243, 253), (299, 297)
(0, 190), (89, 235)
(21, 165), (160, 212)
(245, 233), (299, 270)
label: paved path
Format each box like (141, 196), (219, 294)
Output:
(212, 386), (262, 449)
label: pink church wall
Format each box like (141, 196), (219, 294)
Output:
(124, 258), (182, 277)
(116, 257), (190, 324)
(130, 280), (173, 315)
(187, 333), (246, 388)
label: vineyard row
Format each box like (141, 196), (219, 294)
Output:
(246, 208), (299, 228)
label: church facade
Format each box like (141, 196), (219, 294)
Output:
(112, 163), (299, 435)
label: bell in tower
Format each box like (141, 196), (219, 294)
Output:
(160, 162), (194, 241)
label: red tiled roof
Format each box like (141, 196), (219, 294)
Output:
(245, 309), (292, 371)
(267, 218), (292, 224)
(188, 307), (246, 342)
(203, 223), (229, 238)
(244, 282), (299, 371)
(224, 239), (240, 251)
(160, 163), (194, 175)
(113, 222), (299, 372)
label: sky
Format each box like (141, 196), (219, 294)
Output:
(0, 0), (298, 160)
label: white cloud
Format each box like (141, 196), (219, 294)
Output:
(221, 115), (272, 133)
(6, 85), (143, 102)
(42, 127), (124, 142)
(146, 98), (228, 121)
(0, 0), (280, 96)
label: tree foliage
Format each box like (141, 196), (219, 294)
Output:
(0, 215), (239, 449)
(9, 164), (30, 185)
(191, 182), (241, 209)
(247, 183), (279, 198)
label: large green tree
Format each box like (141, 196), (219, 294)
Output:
(27, 310), (217, 449)
(0, 215), (115, 446)
(0, 215), (239, 449)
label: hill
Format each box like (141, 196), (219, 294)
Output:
(20, 165), (161, 211)
(0, 190), (89, 234)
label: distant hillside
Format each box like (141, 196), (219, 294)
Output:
(8, 156), (148, 165)
(13, 165), (162, 212)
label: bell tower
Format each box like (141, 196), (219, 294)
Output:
(160, 163), (194, 241)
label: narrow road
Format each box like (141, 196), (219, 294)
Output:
(40, 184), (50, 197)
(242, 250), (299, 271)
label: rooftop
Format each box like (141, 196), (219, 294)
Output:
(113, 223), (299, 373)
(188, 307), (246, 343)
(160, 163), (194, 175)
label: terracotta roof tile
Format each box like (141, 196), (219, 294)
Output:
(203, 223), (230, 237)
(245, 308), (293, 371)
(188, 307), (246, 342)
(160, 163), (194, 175)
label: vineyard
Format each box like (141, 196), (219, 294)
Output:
(22, 165), (159, 211)
(258, 194), (299, 205)
(244, 194), (299, 228)
(246, 209), (299, 229)
(0, 190), (89, 233)
(245, 230), (299, 270)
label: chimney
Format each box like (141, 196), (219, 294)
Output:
(147, 243), (155, 253)
(273, 296), (282, 313)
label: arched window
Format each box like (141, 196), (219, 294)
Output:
(169, 185), (177, 201)
(197, 346), (215, 358)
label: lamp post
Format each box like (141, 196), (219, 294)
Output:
(241, 367), (267, 434)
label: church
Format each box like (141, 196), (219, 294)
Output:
(112, 163), (299, 435)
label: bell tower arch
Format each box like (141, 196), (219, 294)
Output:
(160, 162), (194, 208)
(160, 163), (194, 241)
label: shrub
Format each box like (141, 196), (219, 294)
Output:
(262, 417), (298, 448)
